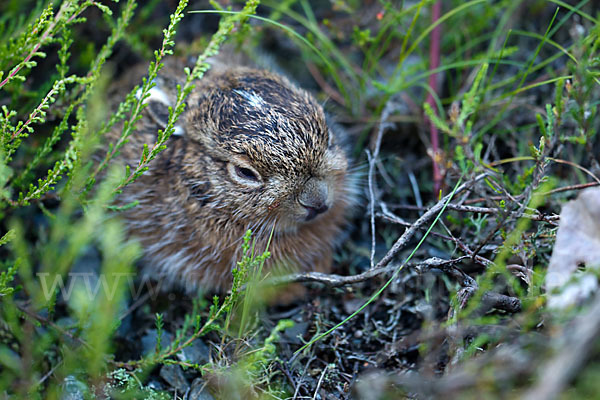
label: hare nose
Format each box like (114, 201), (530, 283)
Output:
(303, 204), (329, 221)
(299, 178), (330, 221)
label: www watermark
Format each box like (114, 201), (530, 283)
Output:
(37, 272), (162, 302)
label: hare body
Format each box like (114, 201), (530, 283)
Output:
(110, 58), (355, 292)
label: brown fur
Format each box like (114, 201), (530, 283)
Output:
(108, 58), (356, 293)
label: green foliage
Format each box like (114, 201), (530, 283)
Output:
(146, 228), (271, 364)
(206, 318), (295, 398)
(0, 0), (598, 397)
(0, 0), (261, 397)
(251, 2), (598, 394)
(103, 228), (281, 396)
(104, 368), (170, 399)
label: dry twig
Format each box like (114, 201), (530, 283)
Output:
(367, 98), (401, 268)
(274, 173), (489, 287)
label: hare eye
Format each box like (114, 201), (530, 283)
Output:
(227, 158), (262, 187)
(235, 166), (259, 182)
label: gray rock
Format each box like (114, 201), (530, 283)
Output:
(188, 378), (215, 400)
(146, 379), (165, 392)
(159, 364), (189, 392)
(281, 321), (308, 345)
(142, 329), (174, 356)
(177, 339), (211, 365)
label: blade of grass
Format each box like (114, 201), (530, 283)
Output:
(426, 1), (442, 194)
(547, 0), (596, 23)
(478, 7), (561, 136)
(189, 9), (350, 107)
(389, 0), (488, 93)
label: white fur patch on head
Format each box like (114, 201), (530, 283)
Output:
(233, 89), (266, 109)
(136, 79), (171, 106)
(135, 79), (185, 136)
(172, 125), (185, 136)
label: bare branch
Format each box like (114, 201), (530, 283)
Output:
(367, 98), (401, 269)
(272, 173), (489, 288)
(375, 173), (489, 269)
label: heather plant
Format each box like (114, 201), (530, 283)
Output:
(1, 0), (599, 398)
(0, 0), (261, 397)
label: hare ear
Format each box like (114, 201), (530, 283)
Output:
(136, 80), (185, 136)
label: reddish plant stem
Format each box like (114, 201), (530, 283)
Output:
(426, 1), (442, 195)
(0, 3), (81, 92)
